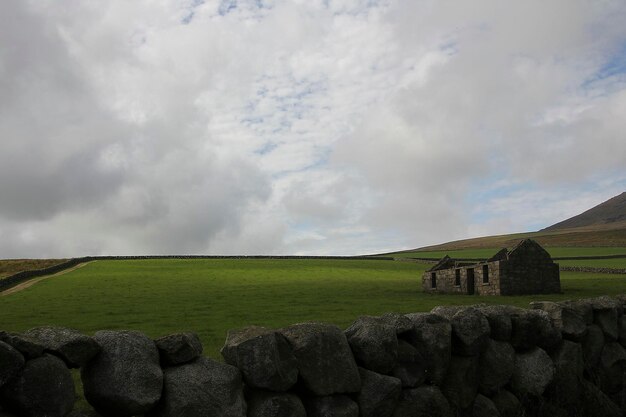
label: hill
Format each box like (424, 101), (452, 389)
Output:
(542, 192), (626, 231)
(388, 192), (626, 254)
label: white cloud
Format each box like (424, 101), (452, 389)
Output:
(1, 0), (625, 257)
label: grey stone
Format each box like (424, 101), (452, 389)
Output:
(429, 306), (465, 320)
(0, 341), (24, 388)
(546, 340), (584, 411)
(354, 368), (401, 417)
(597, 342), (626, 394)
(510, 309), (561, 352)
(590, 296), (621, 340)
(302, 395), (358, 417)
(475, 305), (516, 342)
(560, 299), (594, 324)
(433, 307), (490, 356)
(81, 330), (163, 416)
(379, 313), (415, 335)
(280, 323), (360, 395)
(222, 326), (297, 391)
(392, 386), (452, 417)
(619, 319), (626, 348)
(148, 357), (245, 417)
(345, 316), (398, 374)
(391, 339), (425, 387)
(490, 390), (522, 417)
(580, 380), (622, 417)
(530, 301), (587, 341)
(246, 391), (303, 417)
(472, 394), (500, 417)
(404, 313), (451, 385)
(479, 339), (515, 396)
(582, 324), (605, 373)
(66, 410), (102, 417)
(510, 347), (555, 398)
(223, 327), (298, 392)
(155, 332), (203, 366)
(441, 355), (479, 410)
(0, 332), (44, 359)
(23, 326), (100, 368)
(0, 354), (74, 417)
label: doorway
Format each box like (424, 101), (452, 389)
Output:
(467, 268), (475, 295)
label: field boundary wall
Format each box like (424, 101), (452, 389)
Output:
(1, 296), (626, 416)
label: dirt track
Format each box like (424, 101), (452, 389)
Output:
(0, 261), (93, 296)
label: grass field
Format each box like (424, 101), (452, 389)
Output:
(387, 246), (626, 259)
(558, 258), (626, 268)
(2, 258), (626, 360)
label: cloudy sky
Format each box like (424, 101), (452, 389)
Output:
(1, 0), (626, 257)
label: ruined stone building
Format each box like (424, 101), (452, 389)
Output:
(422, 239), (561, 295)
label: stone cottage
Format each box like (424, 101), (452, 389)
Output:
(422, 239), (561, 295)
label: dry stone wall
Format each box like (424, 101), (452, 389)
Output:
(2, 295), (626, 417)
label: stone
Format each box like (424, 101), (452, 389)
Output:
(222, 326), (297, 391)
(404, 313), (451, 385)
(0, 332), (44, 359)
(280, 323), (360, 395)
(582, 324), (605, 373)
(429, 306), (465, 320)
(81, 330), (163, 416)
(155, 332), (203, 366)
(147, 357), (245, 417)
(510, 347), (555, 398)
(433, 307), (490, 356)
(590, 296), (621, 340)
(23, 326), (101, 368)
(391, 339), (425, 387)
(597, 342), (626, 394)
(246, 391), (304, 417)
(510, 309), (561, 352)
(560, 299), (593, 324)
(472, 394), (500, 417)
(580, 380), (622, 417)
(441, 355), (479, 410)
(345, 316), (398, 374)
(391, 386), (452, 417)
(619, 319), (626, 348)
(479, 339), (515, 396)
(546, 340), (584, 411)
(354, 368), (401, 417)
(490, 390), (522, 417)
(66, 410), (103, 417)
(475, 305), (515, 342)
(302, 395), (358, 417)
(0, 354), (74, 417)
(379, 313), (415, 335)
(0, 341), (24, 389)
(530, 301), (587, 341)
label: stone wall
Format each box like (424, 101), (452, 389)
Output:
(2, 295), (626, 417)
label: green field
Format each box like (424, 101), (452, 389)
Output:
(2, 258), (626, 360)
(388, 246), (626, 259)
(558, 258), (626, 268)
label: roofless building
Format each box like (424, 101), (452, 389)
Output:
(422, 239), (561, 295)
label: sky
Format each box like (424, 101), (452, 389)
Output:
(1, 0), (626, 257)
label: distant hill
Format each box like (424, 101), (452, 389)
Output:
(387, 192), (626, 254)
(542, 192), (626, 231)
